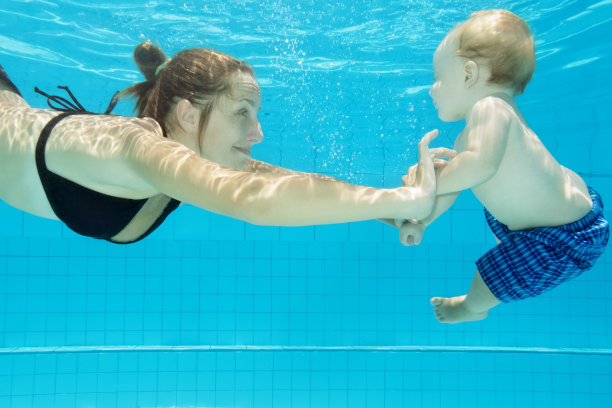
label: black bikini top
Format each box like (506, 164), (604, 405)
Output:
(34, 86), (180, 244)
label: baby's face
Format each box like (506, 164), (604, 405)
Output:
(429, 36), (469, 122)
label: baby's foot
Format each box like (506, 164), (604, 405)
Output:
(430, 296), (488, 324)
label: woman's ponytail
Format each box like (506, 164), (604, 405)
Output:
(133, 42), (168, 81)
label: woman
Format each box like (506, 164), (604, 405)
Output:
(0, 42), (444, 244)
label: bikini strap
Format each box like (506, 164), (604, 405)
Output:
(34, 85), (119, 114)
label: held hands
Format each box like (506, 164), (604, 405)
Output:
(398, 129), (440, 220)
(402, 131), (456, 188)
(395, 129), (455, 243)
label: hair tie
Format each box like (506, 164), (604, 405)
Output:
(155, 58), (171, 76)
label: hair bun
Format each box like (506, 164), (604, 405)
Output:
(133, 42), (168, 81)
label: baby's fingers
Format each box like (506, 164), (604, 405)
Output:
(433, 159), (449, 169)
(429, 147), (456, 160)
(430, 145), (455, 170)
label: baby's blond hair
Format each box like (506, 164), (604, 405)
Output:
(454, 9), (535, 95)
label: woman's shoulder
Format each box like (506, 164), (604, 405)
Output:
(1, 94), (164, 141)
(94, 114), (165, 139)
(44, 111), (166, 152)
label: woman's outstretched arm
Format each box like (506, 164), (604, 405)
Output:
(125, 130), (440, 226)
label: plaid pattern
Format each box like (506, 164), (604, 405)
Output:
(476, 187), (609, 303)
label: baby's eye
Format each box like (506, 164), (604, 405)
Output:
(238, 109), (248, 117)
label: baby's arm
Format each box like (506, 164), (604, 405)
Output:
(435, 97), (512, 195)
(399, 97), (512, 245)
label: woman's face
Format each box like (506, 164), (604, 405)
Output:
(199, 73), (263, 170)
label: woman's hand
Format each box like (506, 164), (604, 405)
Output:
(393, 130), (438, 220)
(394, 129), (456, 221)
(399, 220), (426, 246)
(402, 132), (456, 188)
(396, 129), (442, 220)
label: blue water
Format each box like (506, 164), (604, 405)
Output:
(1, 0), (611, 407)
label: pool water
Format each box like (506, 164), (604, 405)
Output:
(1, 0), (611, 407)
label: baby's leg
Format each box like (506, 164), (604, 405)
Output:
(431, 270), (500, 324)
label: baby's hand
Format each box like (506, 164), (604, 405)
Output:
(399, 220), (426, 246)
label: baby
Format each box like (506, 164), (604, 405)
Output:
(400, 10), (609, 323)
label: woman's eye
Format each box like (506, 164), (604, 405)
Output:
(238, 109), (248, 117)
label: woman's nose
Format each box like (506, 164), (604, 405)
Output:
(248, 121), (264, 144)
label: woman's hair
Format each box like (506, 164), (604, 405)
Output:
(454, 9), (535, 95)
(120, 42), (256, 136)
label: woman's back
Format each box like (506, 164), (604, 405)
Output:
(0, 90), (164, 219)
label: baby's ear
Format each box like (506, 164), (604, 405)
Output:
(464, 60), (479, 88)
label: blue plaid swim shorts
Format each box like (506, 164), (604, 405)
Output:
(476, 187), (609, 302)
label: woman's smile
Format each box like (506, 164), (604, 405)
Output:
(232, 145), (252, 156)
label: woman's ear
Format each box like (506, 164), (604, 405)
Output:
(175, 99), (200, 133)
(464, 60), (479, 88)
